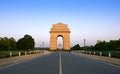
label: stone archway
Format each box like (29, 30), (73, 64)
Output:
(49, 23), (71, 50)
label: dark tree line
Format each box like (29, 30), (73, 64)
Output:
(0, 37), (16, 50)
(71, 44), (81, 50)
(93, 39), (120, 51)
(71, 39), (120, 51)
(0, 34), (35, 51)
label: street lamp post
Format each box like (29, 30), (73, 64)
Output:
(42, 41), (44, 48)
(84, 38), (86, 47)
(84, 39), (86, 50)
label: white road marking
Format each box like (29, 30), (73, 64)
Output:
(59, 51), (62, 74)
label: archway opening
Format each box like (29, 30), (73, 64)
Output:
(57, 35), (63, 50)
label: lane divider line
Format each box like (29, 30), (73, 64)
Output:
(59, 51), (62, 74)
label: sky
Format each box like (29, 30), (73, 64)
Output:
(0, 0), (120, 47)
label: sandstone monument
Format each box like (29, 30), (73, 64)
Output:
(49, 23), (71, 50)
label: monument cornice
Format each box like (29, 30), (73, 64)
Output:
(50, 31), (71, 33)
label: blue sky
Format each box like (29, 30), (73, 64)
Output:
(0, 0), (120, 47)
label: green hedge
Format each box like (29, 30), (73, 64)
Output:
(0, 50), (43, 59)
(0, 52), (10, 58)
(81, 51), (120, 59)
(111, 51), (120, 58)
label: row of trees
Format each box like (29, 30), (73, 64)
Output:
(71, 39), (120, 51)
(71, 44), (81, 50)
(0, 37), (16, 50)
(93, 39), (120, 51)
(0, 34), (35, 51)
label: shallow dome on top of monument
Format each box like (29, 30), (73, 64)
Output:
(50, 22), (70, 33)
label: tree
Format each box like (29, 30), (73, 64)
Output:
(93, 41), (108, 51)
(82, 45), (94, 50)
(93, 39), (120, 51)
(17, 34), (35, 50)
(0, 37), (4, 50)
(0, 37), (16, 51)
(2, 37), (11, 50)
(71, 44), (81, 50)
(9, 37), (17, 50)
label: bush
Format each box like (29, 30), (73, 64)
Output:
(111, 51), (120, 58)
(0, 51), (10, 58)
(102, 51), (109, 56)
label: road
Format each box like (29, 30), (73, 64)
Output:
(0, 51), (120, 74)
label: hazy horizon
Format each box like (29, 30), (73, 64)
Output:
(0, 0), (120, 47)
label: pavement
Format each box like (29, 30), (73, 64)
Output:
(0, 52), (50, 68)
(0, 51), (120, 74)
(74, 52), (120, 66)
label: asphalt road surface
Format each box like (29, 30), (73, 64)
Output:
(0, 51), (120, 74)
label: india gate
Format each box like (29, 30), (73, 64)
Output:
(50, 23), (71, 50)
